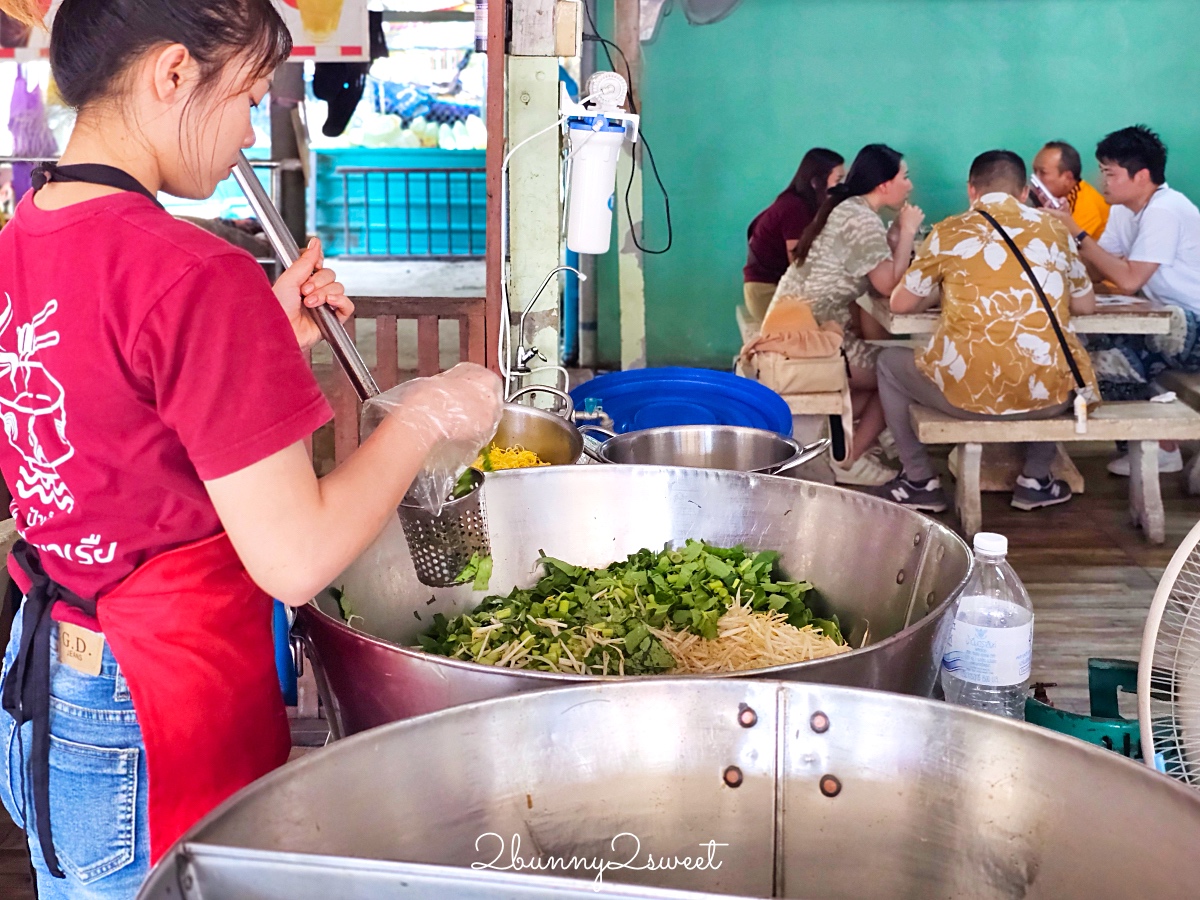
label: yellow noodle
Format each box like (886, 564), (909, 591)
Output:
(472, 444), (550, 471)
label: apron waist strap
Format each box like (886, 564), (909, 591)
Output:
(0, 540), (94, 880)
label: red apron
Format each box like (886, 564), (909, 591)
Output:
(5, 532), (290, 868)
(97, 532), (291, 861)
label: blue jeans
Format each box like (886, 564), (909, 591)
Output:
(0, 611), (150, 899)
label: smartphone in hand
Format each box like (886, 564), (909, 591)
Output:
(1029, 174), (1064, 210)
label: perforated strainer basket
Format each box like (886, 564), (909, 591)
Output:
(398, 469), (491, 587)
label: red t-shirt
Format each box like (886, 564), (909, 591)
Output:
(743, 191), (816, 284)
(0, 192), (332, 602)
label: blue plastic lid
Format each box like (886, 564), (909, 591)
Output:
(571, 367), (793, 437)
(568, 116), (627, 133)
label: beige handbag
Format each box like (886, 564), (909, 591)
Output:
(738, 294), (847, 395)
(741, 352), (847, 394)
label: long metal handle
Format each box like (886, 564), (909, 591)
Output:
(773, 438), (832, 475)
(233, 153), (380, 401)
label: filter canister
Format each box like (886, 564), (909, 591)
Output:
(566, 117), (627, 255)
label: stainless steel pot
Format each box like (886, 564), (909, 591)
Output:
(297, 466), (971, 736)
(140, 680), (1200, 900)
(492, 384), (583, 466)
(581, 424), (829, 476)
(495, 386), (583, 466)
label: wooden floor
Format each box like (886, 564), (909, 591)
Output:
(0, 449), (1193, 896)
(934, 450), (1185, 715)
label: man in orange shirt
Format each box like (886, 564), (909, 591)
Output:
(1032, 141), (1110, 239)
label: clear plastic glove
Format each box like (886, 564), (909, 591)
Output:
(360, 363), (504, 515)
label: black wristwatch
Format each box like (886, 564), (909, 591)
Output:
(1074, 229), (1088, 248)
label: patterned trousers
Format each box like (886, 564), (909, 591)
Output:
(1087, 304), (1200, 400)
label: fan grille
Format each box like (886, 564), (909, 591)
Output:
(1147, 548), (1200, 783)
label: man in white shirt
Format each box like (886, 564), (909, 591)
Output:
(1052, 125), (1200, 475)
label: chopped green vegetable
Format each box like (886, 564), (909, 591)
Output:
(417, 540), (836, 675)
(451, 469), (478, 500)
(330, 585), (355, 623)
(455, 553), (494, 591)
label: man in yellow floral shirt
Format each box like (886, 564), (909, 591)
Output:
(868, 150), (1098, 513)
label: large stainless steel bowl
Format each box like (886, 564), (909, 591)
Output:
(298, 466), (971, 736)
(584, 424), (828, 475)
(140, 681), (1200, 900)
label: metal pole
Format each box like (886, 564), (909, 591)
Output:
(233, 153), (380, 401)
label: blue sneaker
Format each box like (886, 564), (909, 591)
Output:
(1011, 475), (1072, 510)
(866, 474), (949, 513)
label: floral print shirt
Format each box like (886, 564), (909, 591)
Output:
(906, 192), (1098, 415)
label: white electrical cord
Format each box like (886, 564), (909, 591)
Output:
(498, 94), (597, 393)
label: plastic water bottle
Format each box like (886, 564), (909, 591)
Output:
(940, 532), (1034, 720)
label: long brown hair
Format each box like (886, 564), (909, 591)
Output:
(786, 147), (844, 213)
(791, 144), (903, 266)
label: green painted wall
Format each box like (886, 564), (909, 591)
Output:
(597, 0), (1200, 369)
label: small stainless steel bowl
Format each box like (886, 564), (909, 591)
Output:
(583, 424), (828, 475)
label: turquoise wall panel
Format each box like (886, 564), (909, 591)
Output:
(598, 0), (1200, 368)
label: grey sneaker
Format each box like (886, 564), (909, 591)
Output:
(866, 474), (949, 513)
(1011, 474), (1072, 510)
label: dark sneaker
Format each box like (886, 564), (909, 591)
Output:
(866, 474), (949, 513)
(1011, 475), (1072, 510)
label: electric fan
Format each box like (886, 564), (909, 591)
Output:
(1139, 517), (1200, 780)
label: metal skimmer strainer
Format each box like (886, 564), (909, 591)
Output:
(232, 153), (489, 587)
(398, 469), (491, 587)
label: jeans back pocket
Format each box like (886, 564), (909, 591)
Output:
(48, 734), (139, 883)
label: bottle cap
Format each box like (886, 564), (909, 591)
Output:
(973, 532), (1008, 556)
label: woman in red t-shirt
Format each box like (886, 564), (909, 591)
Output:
(0, 1), (503, 896)
(743, 148), (844, 321)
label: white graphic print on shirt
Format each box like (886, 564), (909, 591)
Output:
(0, 293), (75, 523)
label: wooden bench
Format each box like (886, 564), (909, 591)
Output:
(1153, 370), (1200, 494)
(911, 401), (1200, 544)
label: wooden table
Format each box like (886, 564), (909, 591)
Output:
(857, 293), (1173, 336)
(856, 292), (1174, 497)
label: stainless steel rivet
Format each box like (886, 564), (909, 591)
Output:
(896, 569), (906, 584)
(810, 711), (830, 734)
(819, 774), (842, 797)
(925, 591), (936, 609)
(723, 766), (744, 788)
(182, 874), (194, 891)
(737, 704), (758, 728)
(913, 533), (922, 546)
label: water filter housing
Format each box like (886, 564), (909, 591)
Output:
(566, 116), (627, 255)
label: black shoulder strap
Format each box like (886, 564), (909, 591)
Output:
(976, 209), (1086, 390)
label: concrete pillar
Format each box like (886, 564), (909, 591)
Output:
(505, 57), (562, 392)
(270, 62), (307, 247)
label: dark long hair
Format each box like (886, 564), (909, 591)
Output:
(792, 144), (903, 266)
(786, 147), (845, 212)
(1, 0), (291, 110)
